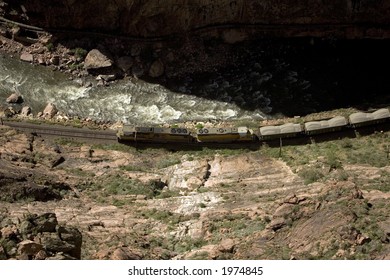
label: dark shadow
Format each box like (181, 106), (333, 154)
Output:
(153, 38), (390, 117)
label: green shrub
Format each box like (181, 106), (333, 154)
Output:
(299, 167), (324, 184)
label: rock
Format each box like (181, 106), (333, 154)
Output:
(284, 194), (299, 204)
(20, 106), (31, 117)
(0, 246), (7, 260)
(218, 238), (236, 253)
(97, 74), (116, 82)
(111, 247), (143, 260)
(41, 232), (76, 254)
(49, 155), (65, 168)
(1, 226), (18, 239)
(50, 55), (60, 66)
(57, 226), (82, 259)
(356, 234), (371, 245)
(116, 56), (133, 72)
(149, 59), (164, 78)
(84, 49), (113, 70)
(273, 203), (295, 218)
(33, 213), (58, 233)
(19, 220), (34, 236)
(46, 252), (76, 260)
(6, 93), (23, 104)
(42, 103), (58, 119)
(17, 240), (43, 256)
(132, 64), (145, 77)
(20, 52), (33, 63)
(267, 217), (286, 231)
(34, 250), (48, 260)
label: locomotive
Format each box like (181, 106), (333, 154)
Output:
(116, 108), (390, 144)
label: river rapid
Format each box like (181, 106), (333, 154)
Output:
(0, 54), (268, 125)
(1, 39), (389, 125)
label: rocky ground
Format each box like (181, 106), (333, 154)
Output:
(1, 122), (389, 260)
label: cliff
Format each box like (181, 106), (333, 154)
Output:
(1, 0), (390, 39)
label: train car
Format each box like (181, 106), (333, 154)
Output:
(349, 108), (390, 127)
(304, 116), (347, 135)
(257, 123), (303, 140)
(117, 125), (193, 143)
(196, 126), (255, 143)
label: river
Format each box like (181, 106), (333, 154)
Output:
(1, 39), (389, 125)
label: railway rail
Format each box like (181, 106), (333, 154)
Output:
(1, 119), (118, 143)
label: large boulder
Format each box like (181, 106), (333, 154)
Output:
(42, 103), (58, 118)
(17, 240), (43, 256)
(84, 49), (113, 70)
(20, 106), (31, 117)
(6, 93), (23, 104)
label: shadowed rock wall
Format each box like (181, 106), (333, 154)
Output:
(1, 0), (390, 38)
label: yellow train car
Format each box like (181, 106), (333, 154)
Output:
(196, 127), (255, 143)
(117, 125), (193, 143)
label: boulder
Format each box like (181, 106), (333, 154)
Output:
(42, 103), (58, 118)
(116, 56), (133, 72)
(20, 52), (33, 63)
(20, 106), (31, 117)
(41, 232), (76, 254)
(149, 59), (164, 78)
(84, 49), (113, 70)
(33, 213), (58, 233)
(218, 238), (236, 253)
(110, 247), (142, 260)
(6, 93), (23, 104)
(267, 217), (286, 231)
(17, 240), (43, 256)
(57, 226), (82, 259)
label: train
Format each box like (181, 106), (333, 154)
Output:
(116, 108), (390, 144)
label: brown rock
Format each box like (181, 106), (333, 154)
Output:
(1, 226), (18, 239)
(116, 56), (133, 72)
(17, 240), (43, 256)
(267, 217), (286, 231)
(273, 203), (295, 218)
(6, 93), (23, 104)
(218, 238), (236, 253)
(34, 250), (48, 260)
(84, 49), (113, 70)
(356, 234), (371, 245)
(111, 247), (142, 260)
(149, 59), (164, 78)
(20, 52), (33, 63)
(20, 106), (31, 117)
(42, 103), (58, 118)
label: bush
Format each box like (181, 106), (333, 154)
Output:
(299, 167), (324, 184)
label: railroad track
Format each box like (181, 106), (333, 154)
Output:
(2, 120), (118, 143)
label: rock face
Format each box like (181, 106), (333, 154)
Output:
(2, 0), (390, 38)
(0, 213), (82, 260)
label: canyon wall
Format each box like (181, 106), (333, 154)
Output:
(1, 0), (390, 38)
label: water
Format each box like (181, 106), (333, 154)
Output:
(0, 54), (267, 124)
(1, 39), (389, 124)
